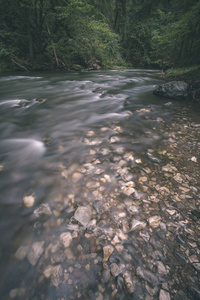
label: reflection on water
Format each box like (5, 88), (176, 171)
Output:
(0, 70), (199, 300)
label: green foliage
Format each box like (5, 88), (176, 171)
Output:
(0, 0), (199, 71)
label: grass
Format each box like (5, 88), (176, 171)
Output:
(165, 65), (200, 81)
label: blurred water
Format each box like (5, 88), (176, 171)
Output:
(0, 69), (199, 300)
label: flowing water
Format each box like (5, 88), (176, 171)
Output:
(0, 69), (199, 300)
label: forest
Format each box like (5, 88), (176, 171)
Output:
(0, 0), (200, 72)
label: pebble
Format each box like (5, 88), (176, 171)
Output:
(73, 206), (92, 226)
(110, 263), (122, 277)
(27, 241), (45, 266)
(157, 261), (168, 275)
(122, 186), (135, 196)
(51, 265), (63, 286)
(9, 288), (25, 299)
(33, 203), (52, 218)
(191, 156), (197, 162)
(131, 219), (147, 231)
(148, 216), (161, 228)
(136, 267), (159, 287)
(159, 289), (170, 300)
(71, 172), (83, 183)
(15, 245), (29, 260)
(23, 195), (35, 207)
(86, 181), (100, 189)
(123, 273), (134, 293)
(103, 245), (114, 261)
(60, 232), (72, 248)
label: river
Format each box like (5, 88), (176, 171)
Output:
(0, 69), (199, 300)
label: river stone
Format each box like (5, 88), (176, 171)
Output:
(174, 290), (189, 300)
(110, 263), (122, 277)
(136, 267), (159, 287)
(131, 219), (147, 231)
(73, 206), (92, 226)
(187, 285), (200, 300)
(122, 186), (135, 196)
(50, 265), (63, 287)
(148, 215), (161, 228)
(9, 288), (25, 299)
(157, 261), (168, 275)
(60, 232), (72, 248)
(101, 269), (111, 283)
(15, 245), (29, 260)
(159, 289), (170, 300)
(23, 195), (35, 207)
(103, 245), (114, 261)
(27, 241), (44, 266)
(123, 273), (134, 293)
(153, 81), (188, 99)
(33, 203), (52, 219)
(71, 172), (83, 183)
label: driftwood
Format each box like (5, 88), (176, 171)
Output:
(11, 58), (29, 71)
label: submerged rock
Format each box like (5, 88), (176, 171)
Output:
(33, 203), (52, 219)
(73, 206), (92, 226)
(153, 81), (188, 99)
(23, 195), (35, 207)
(110, 263), (121, 277)
(103, 245), (114, 261)
(131, 219), (147, 231)
(123, 273), (135, 294)
(60, 232), (72, 248)
(27, 241), (44, 266)
(136, 267), (159, 287)
(159, 289), (170, 300)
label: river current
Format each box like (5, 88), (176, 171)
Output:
(0, 69), (199, 300)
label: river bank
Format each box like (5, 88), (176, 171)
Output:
(0, 70), (199, 300)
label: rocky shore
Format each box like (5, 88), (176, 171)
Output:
(8, 104), (200, 300)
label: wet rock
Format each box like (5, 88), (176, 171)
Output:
(86, 181), (100, 189)
(103, 245), (114, 261)
(60, 232), (72, 248)
(131, 219), (147, 231)
(110, 136), (120, 143)
(73, 206), (92, 226)
(173, 249), (187, 265)
(23, 195), (35, 207)
(191, 156), (197, 163)
(153, 81), (188, 99)
(71, 172), (83, 183)
(159, 289), (170, 300)
(33, 203), (52, 219)
(136, 267), (159, 287)
(148, 216), (161, 228)
(123, 273), (134, 293)
(15, 245), (29, 260)
(121, 186), (135, 196)
(51, 265), (63, 287)
(110, 263), (122, 277)
(9, 288), (26, 299)
(192, 262), (200, 271)
(124, 152), (134, 161)
(157, 261), (168, 275)
(27, 241), (44, 266)
(187, 285), (200, 300)
(101, 269), (111, 283)
(174, 290), (189, 300)
(191, 209), (200, 219)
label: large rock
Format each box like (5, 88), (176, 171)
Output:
(153, 81), (188, 99)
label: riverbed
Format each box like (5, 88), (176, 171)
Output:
(0, 69), (199, 300)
